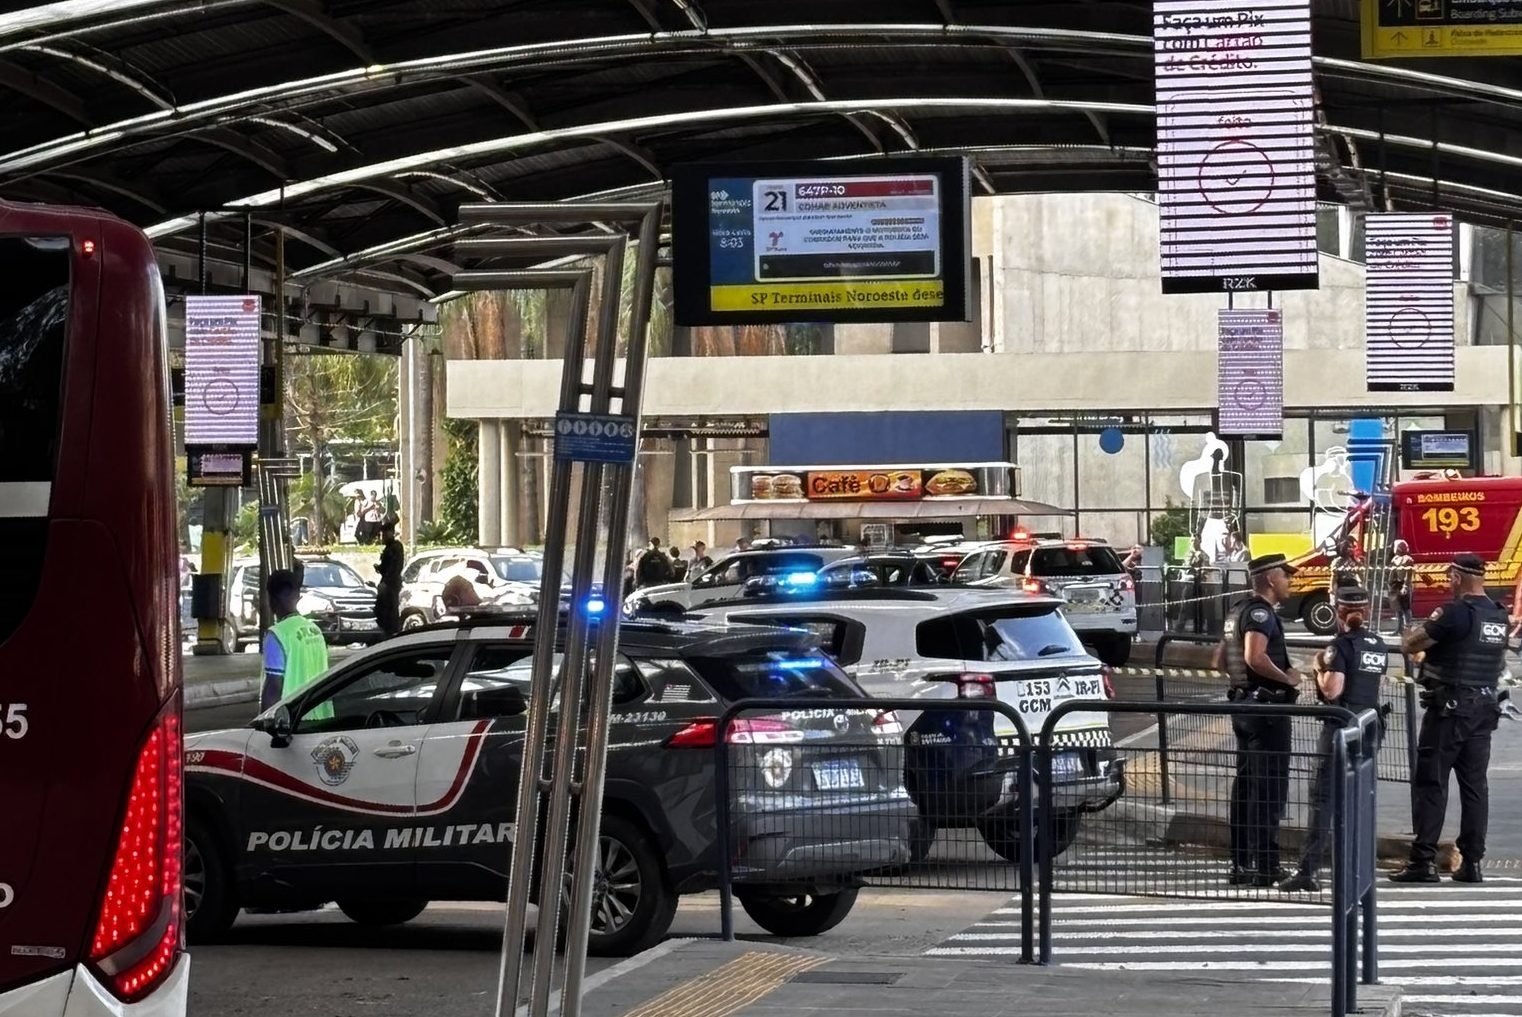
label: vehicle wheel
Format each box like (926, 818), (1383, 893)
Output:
(584, 814), (676, 957)
(1302, 594), (1336, 636)
(976, 810), (1078, 864)
(185, 817), (238, 942)
(1090, 635), (1131, 668)
(337, 899), (428, 926)
(908, 818), (937, 864)
(737, 888), (859, 938)
(400, 611), (428, 631)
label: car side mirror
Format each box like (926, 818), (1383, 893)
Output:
(268, 705), (293, 748)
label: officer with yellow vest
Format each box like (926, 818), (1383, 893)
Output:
(261, 569), (332, 720)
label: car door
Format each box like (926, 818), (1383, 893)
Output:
(235, 644), (459, 901)
(688, 556), (745, 604)
(413, 641), (534, 897)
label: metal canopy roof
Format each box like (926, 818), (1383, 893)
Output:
(4, 0), (1522, 300)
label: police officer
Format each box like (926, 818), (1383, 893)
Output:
(1279, 586), (1386, 892)
(1221, 553), (1304, 886)
(1391, 552), (1507, 884)
(261, 569), (332, 721)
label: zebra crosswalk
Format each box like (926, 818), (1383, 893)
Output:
(926, 877), (1522, 1017)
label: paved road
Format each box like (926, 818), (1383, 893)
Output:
(929, 879), (1522, 1017)
(187, 888), (1005, 1017)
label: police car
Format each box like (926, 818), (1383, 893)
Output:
(624, 546), (861, 612)
(950, 536), (1137, 666)
(674, 587), (1124, 862)
(183, 616), (913, 955)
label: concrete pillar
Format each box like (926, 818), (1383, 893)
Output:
(500, 421), (520, 548)
(833, 323), (894, 354)
(478, 419), (502, 547)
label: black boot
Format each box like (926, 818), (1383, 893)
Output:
(1253, 866), (1292, 888)
(1228, 866), (1256, 886)
(1278, 869), (1321, 893)
(1453, 860), (1483, 883)
(1388, 863), (1441, 883)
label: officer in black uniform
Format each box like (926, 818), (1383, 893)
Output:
(1221, 553), (1304, 886)
(1391, 552), (1507, 884)
(1279, 586), (1386, 892)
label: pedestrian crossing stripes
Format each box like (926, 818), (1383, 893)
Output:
(927, 878), (1522, 1017)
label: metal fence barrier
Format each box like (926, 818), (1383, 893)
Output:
(1144, 634), (1419, 787)
(713, 696), (1035, 963)
(1038, 701), (1380, 1017)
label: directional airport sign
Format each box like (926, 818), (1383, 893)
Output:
(552, 412), (639, 464)
(1154, 0), (1319, 294)
(1362, 0), (1522, 59)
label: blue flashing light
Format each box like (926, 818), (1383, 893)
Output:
(774, 657), (828, 671)
(585, 597), (606, 615)
(784, 571), (818, 587)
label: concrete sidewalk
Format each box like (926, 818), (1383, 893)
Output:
(574, 939), (1397, 1017)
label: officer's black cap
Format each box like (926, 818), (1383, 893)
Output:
(1451, 552), (1486, 577)
(1249, 553), (1297, 577)
(1335, 586), (1371, 608)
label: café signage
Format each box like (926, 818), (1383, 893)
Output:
(734, 463), (1010, 503)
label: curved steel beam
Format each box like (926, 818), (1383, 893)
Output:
(346, 179), (448, 225)
(260, 0), (374, 63)
(0, 25), (1152, 175)
(0, 60), (88, 121)
(143, 95), (1155, 238)
(20, 41), (173, 108)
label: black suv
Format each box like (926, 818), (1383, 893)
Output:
(183, 617), (914, 955)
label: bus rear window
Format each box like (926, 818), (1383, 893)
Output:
(0, 236), (69, 484)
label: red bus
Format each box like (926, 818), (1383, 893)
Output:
(0, 200), (186, 1014)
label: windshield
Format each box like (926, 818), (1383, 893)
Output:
(1031, 545), (1125, 578)
(686, 649), (859, 701)
(983, 611), (1086, 661)
(302, 562), (366, 588)
(492, 556), (544, 583)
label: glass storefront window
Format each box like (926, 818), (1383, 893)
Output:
(1076, 428), (1146, 509)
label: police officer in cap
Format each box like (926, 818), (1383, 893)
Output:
(1392, 552), (1507, 883)
(1220, 553), (1305, 886)
(1279, 586), (1386, 892)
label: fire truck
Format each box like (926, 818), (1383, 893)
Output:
(1280, 474), (1522, 634)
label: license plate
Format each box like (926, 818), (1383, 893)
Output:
(1051, 753), (1082, 778)
(812, 760), (866, 791)
(344, 618), (378, 631)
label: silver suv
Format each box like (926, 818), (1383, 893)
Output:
(951, 538), (1136, 665)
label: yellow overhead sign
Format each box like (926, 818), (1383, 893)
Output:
(1363, 0), (1522, 58)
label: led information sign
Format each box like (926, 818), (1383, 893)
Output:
(671, 157), (971, 325)
(1400, 430), (1475, 470)
(1217, 308), (1284, 439)
(1154, 0), (1319, 294)
(1362, 0), (1522, 59)
(1364, 212), (1455, 393)
(184, 294), (260, 447)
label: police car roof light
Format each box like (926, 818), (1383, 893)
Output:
(784, 571), (817, 586)
(585, 597), (606, 615)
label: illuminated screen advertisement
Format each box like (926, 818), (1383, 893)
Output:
(672, 157), (972, 325)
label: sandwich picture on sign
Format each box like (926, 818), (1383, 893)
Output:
(925, 469), (977, 496)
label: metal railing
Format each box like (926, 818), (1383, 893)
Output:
(1145, 634), (1419, 789)
(713, 696), (1036, 963)
(1038, 701), (1380, 1017)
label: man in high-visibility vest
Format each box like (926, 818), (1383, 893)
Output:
(261, 569), (332, 720)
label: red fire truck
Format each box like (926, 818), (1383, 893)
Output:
(1282, 474), (1522, 633)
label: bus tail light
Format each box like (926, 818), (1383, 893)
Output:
(89, 702), (183, 1001)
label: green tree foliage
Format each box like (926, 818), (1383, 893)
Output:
(284, 352), (397, 541)
(1149, 499), (1195, 558)
(440, 418), (478, 544)
(288, 471), (349, 545)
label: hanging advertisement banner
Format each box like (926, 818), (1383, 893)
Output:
(184, 294), (261, 447)
(1364, 212), (1455, 392)
(1154, 0), (1319, 294)
(1217, 308), (1284, 439)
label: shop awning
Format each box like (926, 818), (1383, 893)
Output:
(668, 498), (1069, 522)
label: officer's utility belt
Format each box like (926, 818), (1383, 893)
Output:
(1228, 682), (1299, 705)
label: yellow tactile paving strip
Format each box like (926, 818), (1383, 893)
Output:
(623, 951), (824, 1017)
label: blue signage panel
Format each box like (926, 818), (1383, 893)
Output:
(553, 412), (637, 464)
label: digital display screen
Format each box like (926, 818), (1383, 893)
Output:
(184, 294), (260, 447)
(187, 449), (252, 488)
(1401, 430), (1473, 470)
(672, 157), (971, 325)
(1216, 309), (1284, 440)
(1154, 0), (1319, 294)
(1365, 213), (1456, 393)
